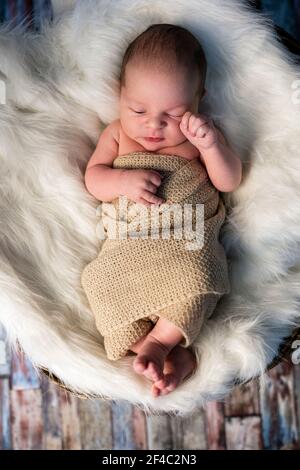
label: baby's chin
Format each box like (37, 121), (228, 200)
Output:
(142, 138), (166, 148)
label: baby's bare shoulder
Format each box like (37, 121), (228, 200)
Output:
(86, 119), (120, 171)
(108, 119), (121, 144)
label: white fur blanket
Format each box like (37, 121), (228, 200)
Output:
(0, 0), (300, 416)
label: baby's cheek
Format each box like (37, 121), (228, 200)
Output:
(170, 117), (181, 128)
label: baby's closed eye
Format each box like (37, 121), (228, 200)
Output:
(130, 108), (183, 119)
(169, 114), (184, 120)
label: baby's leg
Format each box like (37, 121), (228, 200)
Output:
(130, 317), (184, 382)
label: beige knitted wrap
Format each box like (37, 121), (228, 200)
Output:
(81, 151), (230, 360)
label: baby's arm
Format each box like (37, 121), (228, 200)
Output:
(180, 113), (242, 193)
(200, 128), (242, 193)
(84, 120), (126, 202)
(84, 121), (164, 205)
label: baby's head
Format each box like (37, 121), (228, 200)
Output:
(119, 24), (207, 150)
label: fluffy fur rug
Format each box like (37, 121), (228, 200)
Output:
(0, 0), (300, 416)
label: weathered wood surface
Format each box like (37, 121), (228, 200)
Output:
(225, 416), (263, 450)
(260, 361), (299, 449)
(205, 401), (226, 450)
(0, 344), (299, 449)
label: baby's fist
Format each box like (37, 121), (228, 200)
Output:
(180, 112), (219, 150)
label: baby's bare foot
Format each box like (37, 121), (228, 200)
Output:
(151, 346), (197, 397)
(133, 334), (171, 382)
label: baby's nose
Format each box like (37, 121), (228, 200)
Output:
(148, 118), (165, 128)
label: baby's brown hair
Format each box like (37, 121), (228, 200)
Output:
(119, 24), (207, 96)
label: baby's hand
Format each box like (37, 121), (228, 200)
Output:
(179, 112), (219, 151)
(120, 169), (165, 207)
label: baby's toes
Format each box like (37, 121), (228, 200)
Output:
(152, 374), (179, 396)
(133, 355), (148, 374)
(148, 361), (163, 382)
(153, 377), (165, 390)
(162, 374), (179, 393)
(151, 383), (161, 398)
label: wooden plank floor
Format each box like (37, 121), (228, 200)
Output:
(1, 325), (300, 449)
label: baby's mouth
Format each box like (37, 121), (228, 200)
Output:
(144, 137), (164, 142)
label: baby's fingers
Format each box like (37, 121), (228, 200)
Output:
(142, 191), (165, 206)
(145, 180), (160, 194)
(138, 198), (152, 207)
(148, 171), (162, 187)
(195, 122), (210, 138)
(180, 112), (192, 131)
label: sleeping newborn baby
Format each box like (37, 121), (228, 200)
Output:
(82, 24), (242, 397)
